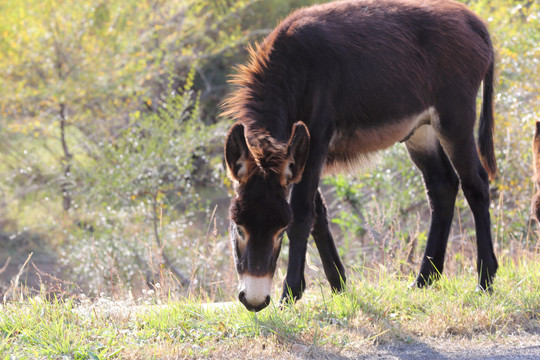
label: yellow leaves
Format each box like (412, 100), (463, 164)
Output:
(500, 47), (518, 61)
(7, 121), (32, 135)
(6, 122), (23, 134)
(18, 4), (26, 19)
(498, 178), (528, 195)
(6, 117), (51, 137)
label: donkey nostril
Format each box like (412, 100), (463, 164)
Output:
(264, 295), (271, 306)
(238, 291), (246, 303)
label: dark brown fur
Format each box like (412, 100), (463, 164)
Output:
(223, 0), (496, 178)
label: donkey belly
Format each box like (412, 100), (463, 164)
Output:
(325, 107), (436, 173)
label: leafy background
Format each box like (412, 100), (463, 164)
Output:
(0, 0), (538, 301)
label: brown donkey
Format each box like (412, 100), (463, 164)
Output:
(223, 0), (498, 312)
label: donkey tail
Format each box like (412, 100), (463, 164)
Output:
(478, 58), (497, 180)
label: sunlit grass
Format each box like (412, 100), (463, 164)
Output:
(1, 256), (538, 359)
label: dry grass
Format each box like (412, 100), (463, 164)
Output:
(1, 246), (538, 359)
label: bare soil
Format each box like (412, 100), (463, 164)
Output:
(347, 335), (540, 360)
(256, 333), (540, 360)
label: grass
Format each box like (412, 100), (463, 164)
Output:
(1, 255), (538, 359)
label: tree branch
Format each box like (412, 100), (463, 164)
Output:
(59, 103), (72, 211)
(151, 196), (189, 286)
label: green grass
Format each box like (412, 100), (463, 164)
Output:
(1, 257), (538, 359)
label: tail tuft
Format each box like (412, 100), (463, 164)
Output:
(478, 60), (497, 180)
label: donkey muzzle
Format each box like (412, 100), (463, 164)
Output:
(238, 275), (272, 312)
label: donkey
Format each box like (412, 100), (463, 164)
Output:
(223, 0), (498, 312)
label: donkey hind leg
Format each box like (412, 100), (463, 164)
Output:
(436, 107), (498, 291)
(311, 189), (346, 292)
(406, 125), (459, 288)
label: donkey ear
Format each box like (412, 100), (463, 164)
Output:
(284, 122), (310, 184)
(225, 123), (252, 183)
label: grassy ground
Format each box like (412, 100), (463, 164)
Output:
(1, 254), (538, 359)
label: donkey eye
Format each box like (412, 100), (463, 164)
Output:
(236, 225), (247, 240)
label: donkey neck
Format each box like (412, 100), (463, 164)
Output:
(243, 97), (293, 144)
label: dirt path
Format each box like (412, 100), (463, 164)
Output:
(304, 334), (540, 360)
(367, 339), (540, 360)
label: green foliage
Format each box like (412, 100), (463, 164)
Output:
(0, 0), (254, 227)
(0, 0), (259, 293)
(86, 68), (213, 208)
(59, 68), (227, 294)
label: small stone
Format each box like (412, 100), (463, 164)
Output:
(291, 343), (308, 355)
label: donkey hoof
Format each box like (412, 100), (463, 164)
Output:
(411, 274), (433, 289)
(409, 280), (428, 289)
(475, 283), (493, 294)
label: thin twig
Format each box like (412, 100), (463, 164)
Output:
(3, 253), (33, 303)
(0, 257), (10, 275)
(203, 205), (219, 247)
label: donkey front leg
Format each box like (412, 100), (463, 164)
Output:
(281, 137), (329, 303)
(281, 179), (317, 303)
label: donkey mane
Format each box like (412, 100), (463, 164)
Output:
(221, 42), (275, 126)
(222, 37), (298, 180)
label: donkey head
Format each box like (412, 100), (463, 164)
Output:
(224, 121), (310, 311)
